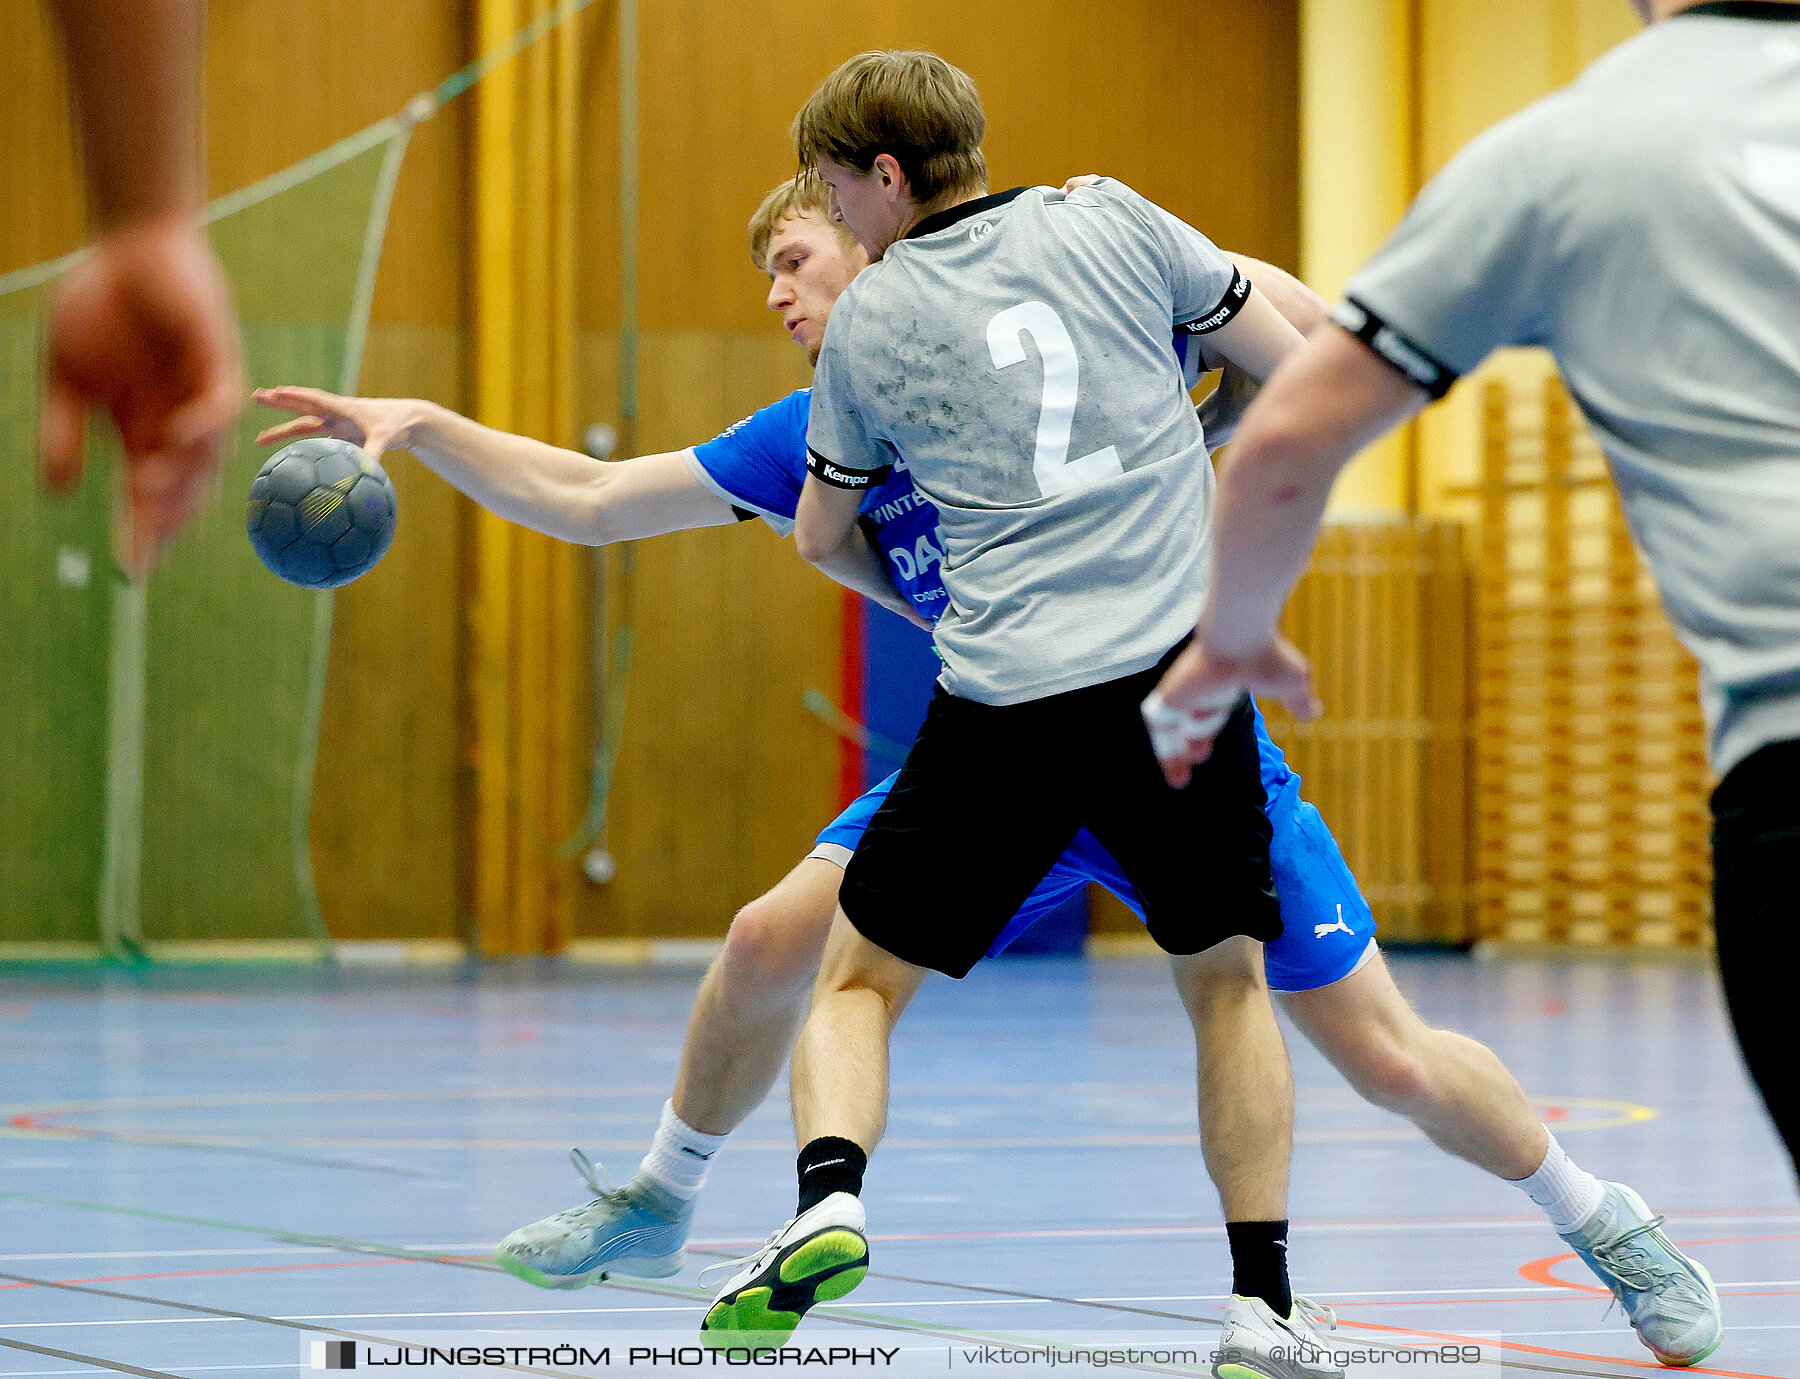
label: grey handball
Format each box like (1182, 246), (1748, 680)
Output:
(247, 437), (398, 589)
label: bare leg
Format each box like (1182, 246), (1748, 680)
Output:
(790, 911), (929, 1152)
(1170, 936), (1293, 1222)
(1278, 954), (1546, 1180)
(670, 858), (844, 1135)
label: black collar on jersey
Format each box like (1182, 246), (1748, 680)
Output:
(905, 187), (1028, 241)
(1681, 2), (1800, 19)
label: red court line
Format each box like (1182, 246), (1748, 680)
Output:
(1520, 1233), (1800, 1294)
(1336, 1316), (1792, 1379)
(0, 1258), (413, 1291)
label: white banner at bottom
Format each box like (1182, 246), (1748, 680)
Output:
(302, 1327), (1505, 1379)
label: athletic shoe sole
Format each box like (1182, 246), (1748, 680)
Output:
(701, 1226), (870, 1347)
(495, 1249), (683, 1290)
(1214, 1350), (1339, 1379)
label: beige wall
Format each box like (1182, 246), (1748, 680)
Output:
(1301, 0), (1642, 519)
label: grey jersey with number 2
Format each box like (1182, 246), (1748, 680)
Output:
(807, 179), (1248, 706)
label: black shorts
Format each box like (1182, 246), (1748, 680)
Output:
(839, 644), (1281, 978)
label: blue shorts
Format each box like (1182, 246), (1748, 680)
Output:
(811, 706), (1377, 994)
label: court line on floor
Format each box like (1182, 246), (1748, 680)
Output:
(5, 1192), (1777, 1379)
(0, 1268), (1212, 1379)
(1520, 1234), (1800, 1294)
(1334, 1315), (1794, 1379)
(0, 1257), (411, 1291)
(0, 1119), (438, 1178)
(0, 1335), (185, 1379)
(0, 1271), (593, 1379)
(0, 1210), (1227, 1377)
(700, 1213), (1800, 1247)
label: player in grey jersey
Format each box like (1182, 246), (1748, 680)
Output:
(697, 50), (1346, 1378)
(1153, 0), (1800, 1359)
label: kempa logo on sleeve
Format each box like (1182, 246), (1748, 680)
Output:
(1177, 273), (1251, 336)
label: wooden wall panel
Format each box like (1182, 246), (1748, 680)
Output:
(1476, 378), (1711, 949)
(584, 0), (1299, 343)
(0, 1), (83, 275)
(312, 326), (468, 941)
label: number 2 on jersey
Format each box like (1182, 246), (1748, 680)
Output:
(987, 302), (1122, 498)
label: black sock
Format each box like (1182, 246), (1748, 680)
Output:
(1225, 1220), (1292, 1318)
(796, 1137), (867, 1214)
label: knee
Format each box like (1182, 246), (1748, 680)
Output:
(720, 892), (824, 998)
(1337, 1034), (1436, 1114)
(1171, 937), (1268, 1014)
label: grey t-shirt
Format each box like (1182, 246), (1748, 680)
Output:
(807, 179), (1247, 705)
(1342, 3), (1800, 777)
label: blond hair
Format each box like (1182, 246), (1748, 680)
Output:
(746, 174), (854, 271)
(791, 51), (988, 208)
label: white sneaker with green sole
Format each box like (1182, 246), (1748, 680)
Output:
(699, 1193), (869, 1347)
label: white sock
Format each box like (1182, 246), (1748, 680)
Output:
(1513, 1133), (1606, 1232)
(638, 1101), (728, 1201)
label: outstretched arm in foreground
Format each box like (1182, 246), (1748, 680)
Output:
(254, 387), (738, 546)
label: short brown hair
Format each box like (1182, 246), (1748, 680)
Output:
(792, 51), (988, 208)
(746, 175), (855, 271)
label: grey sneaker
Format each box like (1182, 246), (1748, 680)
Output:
(496, 1149), (693, 1289)
(1560, 1182), (1722, 1366)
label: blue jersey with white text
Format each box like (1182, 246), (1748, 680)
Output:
(687, 388), (950, 618)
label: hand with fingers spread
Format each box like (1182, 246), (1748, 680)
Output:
(252, 386), (425, 462)
(41, 213), (245, 577)
(1143, 634), (1320, 787)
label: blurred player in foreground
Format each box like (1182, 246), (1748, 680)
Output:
(38, 0), (244, 576)
(1151, 0), (1800, 1298)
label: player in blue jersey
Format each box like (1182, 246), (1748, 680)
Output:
(255, 175), (1697, 1363)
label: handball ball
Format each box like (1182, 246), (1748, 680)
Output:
(247, 438), (398, 589)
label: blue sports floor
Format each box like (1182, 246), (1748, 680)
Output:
(1, 951), (1794, 1377)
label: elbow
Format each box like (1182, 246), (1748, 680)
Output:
(793, 525), (835, 566)
(583, 474), (622, 547)
(1296, 297), (1331, 339)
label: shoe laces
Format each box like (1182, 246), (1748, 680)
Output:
(545, 1148), (625, 1225)
(1291, 1296), (1337, 1335)
(1587, 1213), (1705, 1327)
(698, 1224), (787, 1286)
(571, 1148), (617, 1198)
